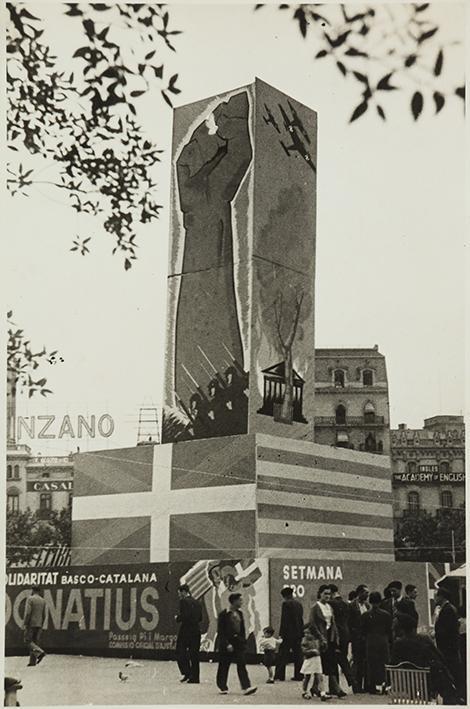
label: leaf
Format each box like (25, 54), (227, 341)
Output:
(376, 105), (386, 120)
(152, 64), (164, 78)
(294, 7), (308, 38)
(415, 3), (430, 11)
(434, 49), (444, 76)
(377, 73), (397, 91)
(124, 258), (132, 271)
(145, 50), (156, 60)
(345, 47), (368, 57)
(336, 61), (347, 76)
(315, 50), (328, 58)
(161, 90), (173, 108)
(433, 92), (445, 114)
(353, 71), (369, 84)
(455, 86), (465, 100)
(82, 19), (96, 39)
(411, 91), (424, 120)
(130, 90), (146, 97)
(168, 73), (178, 88)
(418, 27), (438, 44)
(90, 4), (111, 9)
(405, 54), (417, 67)
(349, 101), (369, 123)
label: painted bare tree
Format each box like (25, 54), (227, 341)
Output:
(273, 289), (304, 422)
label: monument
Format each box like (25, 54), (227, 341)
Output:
(71, 80), (395, 566)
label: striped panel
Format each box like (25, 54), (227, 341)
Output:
(169, 510), (256, 562)
(71, 517), (150, 565)
(171, 434), (256, 489)
(256, 434), (394, 561)
(73, 445), (154, 497)
(259, 548), (394, 562)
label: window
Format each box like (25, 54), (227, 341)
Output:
(336, 432), (349, 449)
(407, 462), (417, 474)
(363, 369), (373, 386)
(334, 370), (345, 387)
(7, 493), (19, 513)
(335, 404), (346, 425)
(407, 491), (420, 513)
(441, 490), (453, 508)
(364, 401), (376, 424)
(40, 493), (52, 511)
(364, 432), (377, 452)
(440, 461), (450, 474)
(14, 465), (20, 479)
(7, 465), (12, 480)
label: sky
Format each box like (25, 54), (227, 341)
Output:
(5, 1), (466, 456)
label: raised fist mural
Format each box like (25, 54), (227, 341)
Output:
(170, 91), (252, 441)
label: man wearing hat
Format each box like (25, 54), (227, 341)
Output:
(380, 581), (402, 620)
(274, 587), (304, 681)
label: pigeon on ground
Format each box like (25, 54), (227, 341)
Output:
(118, 672), (129, 682)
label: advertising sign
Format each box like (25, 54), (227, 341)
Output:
(393, 471), (465, 485)
(5, 558), (269, 658)
(269, 559), (430, 632)
(26, 480), (73, 492)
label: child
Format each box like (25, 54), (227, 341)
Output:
(259, 626), (281, 684)
(301, 626), (331, 701)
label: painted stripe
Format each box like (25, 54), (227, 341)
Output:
(257, 467), (392, 501)
(258, 517), (393, 542)
(257, 457), (391, 492)
(73, 483), (257, 521)
(259, 547), (394, 562)
(257, 488), (392, 518)
(259, 532), (394, 553)
(257, 503), (393, 530)
(256, 434), (390, 468)
(257, 445), (391, 481)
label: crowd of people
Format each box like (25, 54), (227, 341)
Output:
(175, 580), (466, 703)
(13, 580), (466, 704)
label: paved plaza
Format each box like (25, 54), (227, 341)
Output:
(5, 654), (391, 706)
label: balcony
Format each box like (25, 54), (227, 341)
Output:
(314, 416), (385, 427)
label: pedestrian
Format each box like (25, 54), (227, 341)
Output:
(348, 583), (370, 694)
(300, 624), (331, 701)
(393, 613), (459, 705)
(434, 587), (461, 678)
(259, 626), (281, 684)
(274, 586), (304, 682)
(329, 584), (353, 687)
(396, 584), (419, 629)
(23, 585), (46, 667)
(347, 590), (357, 603)
(216, 593), (257, 696)
(380, 581), (402, 621)
(309, 585), (346, 698)
(175, 583), (202, 684)
(361, 591), (392, 694)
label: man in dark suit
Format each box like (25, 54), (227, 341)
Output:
(434, 587), (461, 676)
(175, 584), (202, 683)
(216, 593), (257, 696)
(396, 584), (419, 629)
(329, 584), (352, 686)
(349, 584), (370, 693)
(380, 580), (403, 622)
(274, 586), (304, 681)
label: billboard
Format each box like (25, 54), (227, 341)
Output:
(5, 559), (270, 658)
(269, 559), (431, 632)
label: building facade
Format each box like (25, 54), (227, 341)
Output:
(391, 416), (465, 562)
(7, 444), (74, 516)
(314, 346), (391, 455)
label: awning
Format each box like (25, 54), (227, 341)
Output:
(436, 563), (466, 585)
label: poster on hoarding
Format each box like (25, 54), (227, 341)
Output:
(269, 559), (431, 633)
(5, 559), (270, 657)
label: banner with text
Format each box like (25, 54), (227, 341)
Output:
(5, 559), (269, 657)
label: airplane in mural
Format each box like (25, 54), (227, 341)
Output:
(263, 99), (316, 174)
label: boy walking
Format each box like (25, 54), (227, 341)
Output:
(216, 593), (257, 696)
(259, 626), (282, 683)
